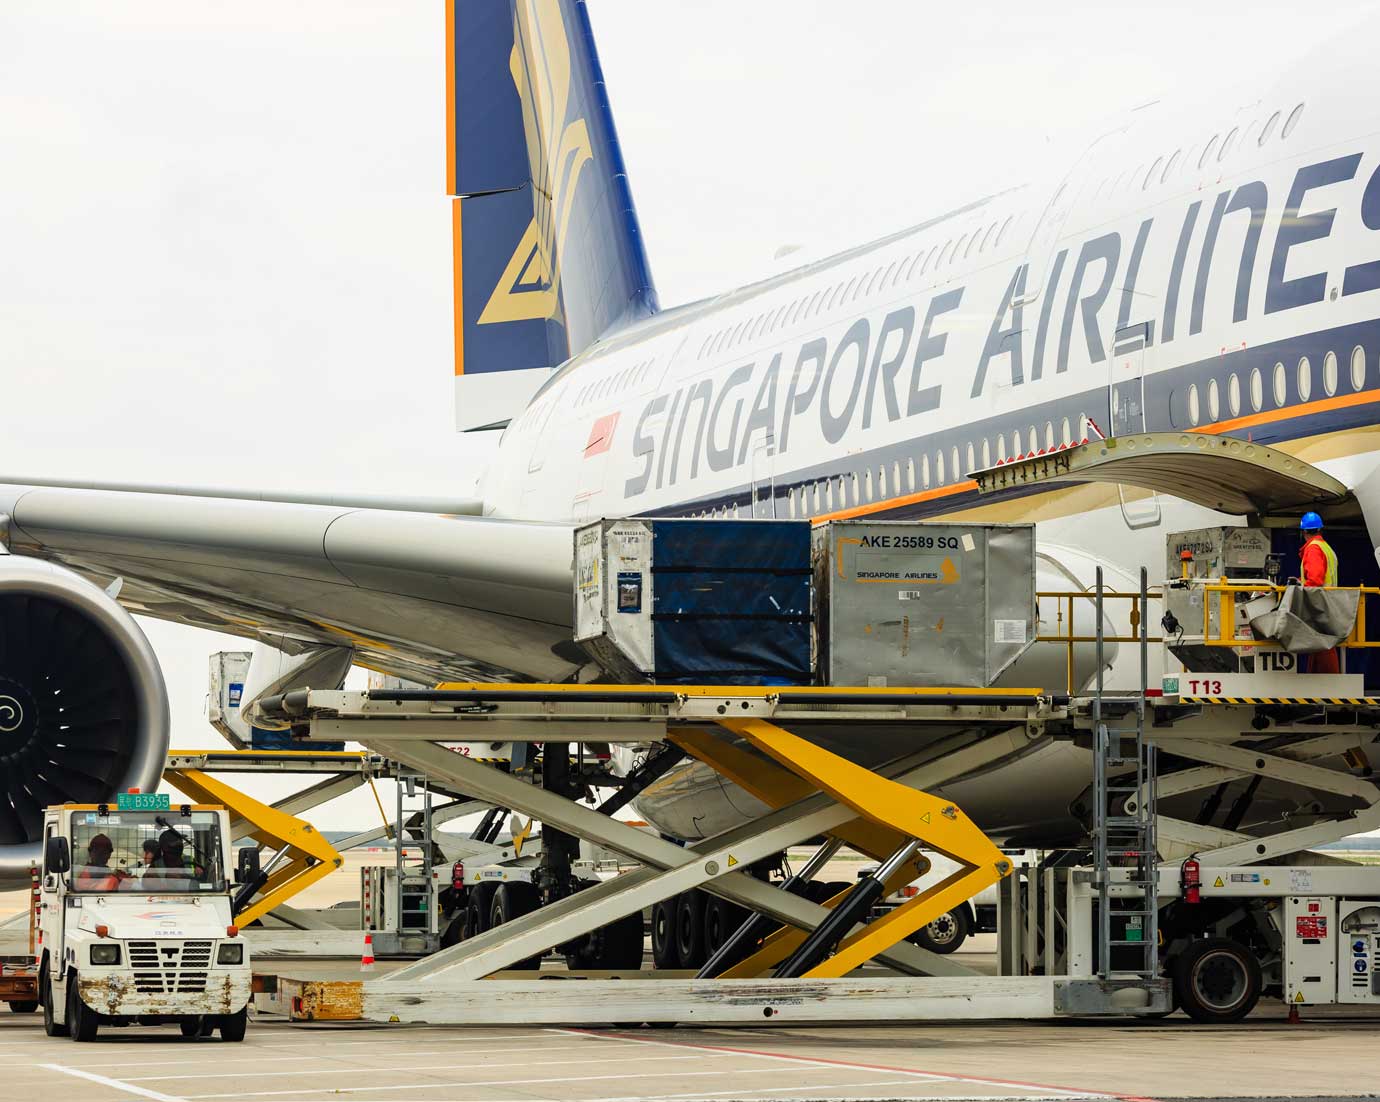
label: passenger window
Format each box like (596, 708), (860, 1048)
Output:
(995, 216), (1013, 248)
(1144, 158), (1162, 189)
(1162, 151), (1181, 182)
(1218, 128), (1238, 162)
(1199, 136), (1220, 169)
(1282, 103), (1304, 139)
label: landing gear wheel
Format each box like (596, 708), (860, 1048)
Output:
(66, 972), (98, 1042)
(180, 1017), (204, 1038)
(675, 891), (708, 970)
(703, 896), (747, 959)
(1172, 938), (1261, 1024)
(490, 882), (542, 969)
(219, 1008), (248, 1042)
(466, 882), (498, 939)
(913, 907), (970, 954)
(563, 909), (645, 971)
(41, 964), (67, 1038)
(651, 897), (681, 969)
(8, 1000), (38, 1014)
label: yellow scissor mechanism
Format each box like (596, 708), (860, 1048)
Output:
(672, 716), (1011, 979)
(162, 764), (344, 927)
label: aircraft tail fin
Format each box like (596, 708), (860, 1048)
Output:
(448, 0), (657, 429)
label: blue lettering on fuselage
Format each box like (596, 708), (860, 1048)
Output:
(624, 150), (1380, 503)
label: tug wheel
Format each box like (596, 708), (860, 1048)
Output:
(65, 971), (99, 1042)
(41, 962), (67, 1037)
(219, 1008), (248, 1042)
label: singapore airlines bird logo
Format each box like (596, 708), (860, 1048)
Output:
(479, 0), (593, 327)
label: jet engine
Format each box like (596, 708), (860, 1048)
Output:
(0, 556), (169, 888)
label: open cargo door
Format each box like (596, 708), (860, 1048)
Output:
(969, 433), (1355, 521)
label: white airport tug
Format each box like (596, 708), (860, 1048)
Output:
(36, 791), (253, 1041)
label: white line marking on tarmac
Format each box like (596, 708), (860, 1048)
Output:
(39, 1063), (188, 1102)
(60, 1043), (600, 1069)
(127, 1052), (704, 1082)
(183, 1063), (823, 1098)
(548, 1028), (1113, 1099)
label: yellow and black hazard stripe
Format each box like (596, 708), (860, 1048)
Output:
(1177, 696), (1378, 705)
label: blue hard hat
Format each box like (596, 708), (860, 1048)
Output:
(1301, 511), (1324, 531)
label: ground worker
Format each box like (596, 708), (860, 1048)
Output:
(74, 833), (131, 891)
(1299, 512), (1341, 674)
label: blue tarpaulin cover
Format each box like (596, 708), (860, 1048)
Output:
(650, 520), (812, 685)
(251, 725), (344, 752)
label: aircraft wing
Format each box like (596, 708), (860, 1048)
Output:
(0, 483), (581, 684)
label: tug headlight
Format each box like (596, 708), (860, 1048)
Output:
(90, 943), (121, 965)
(217, 943), (244, 965)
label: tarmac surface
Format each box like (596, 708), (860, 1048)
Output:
(6, 1000), (1380, 1102)
(9, 860), (1380, 1100)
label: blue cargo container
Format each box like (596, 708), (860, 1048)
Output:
(573, 518), (813, 685)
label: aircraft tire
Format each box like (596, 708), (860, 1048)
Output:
(490, 882), (542, 969)
(675, 891), (708, 969)
(651, 897), (680, 969)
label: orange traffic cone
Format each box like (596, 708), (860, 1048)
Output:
(360, 932), (375, 972)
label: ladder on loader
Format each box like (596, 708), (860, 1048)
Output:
(1091, 567), (1159, 985)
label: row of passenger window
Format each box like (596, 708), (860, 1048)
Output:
(690, 414), (1093, 522)
(693, 339), (1367, 522)
(573, 357), (657, 408)
(694, 214), (1019, 362)
(1179, 344), (1366, 427)
(1096, 101), (1306, 202)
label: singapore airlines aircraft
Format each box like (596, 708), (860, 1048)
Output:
(4, 0), (1380, 877)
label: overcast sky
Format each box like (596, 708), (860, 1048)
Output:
(3, 1), (1374, 829)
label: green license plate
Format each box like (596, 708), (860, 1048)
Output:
(116, 792), (170, 811)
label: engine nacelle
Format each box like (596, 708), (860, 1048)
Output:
(0, 557), (169, 888)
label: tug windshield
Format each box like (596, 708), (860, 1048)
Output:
(68, 811), (225, 893)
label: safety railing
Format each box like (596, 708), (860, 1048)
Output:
(1192, 582), (1380, 649)
(1037, 589), (1164, 695)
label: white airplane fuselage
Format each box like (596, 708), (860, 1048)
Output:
(470, 29), (1380, 844)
